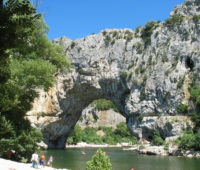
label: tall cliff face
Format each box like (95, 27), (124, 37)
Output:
(27, 0), (200, 148)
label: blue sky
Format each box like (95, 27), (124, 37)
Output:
(37, 0), (185, 41)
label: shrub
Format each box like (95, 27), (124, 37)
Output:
(102, 31), (107, 36)
(71, 42), (76, 48)
(189, 85), (200, 106)
(152, 130), (164, 146)
(104, 35), (111, 46)
(133, 42), (143, 54)
(162, 56), (168, 63)
(176, 104), (188, 114)
(164, 14), (184, 27)
(193, 15), (200, 23)
(177, 79), (184, 88)
(165, 69), (171, 76)
(148, 55), (153, 65)
(82, 127), (103, 144)
(125, 30), (133, 42)
(112, 31), (118, 37)
(67, 124), (83, 144)
(121, 72), (128, 79)
(141, 21), (158, 46)
(86, 149), (112, 170)
(91, 99), (118, 112)
(179, 130), (196, 150)
(138, 115), (144, 122)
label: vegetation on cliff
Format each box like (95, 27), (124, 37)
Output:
(0, 0), (70, 161)
(67, 122), (137, 145)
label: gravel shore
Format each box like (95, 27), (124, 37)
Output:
(0, 158), (69, 170)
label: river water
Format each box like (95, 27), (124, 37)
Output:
(42, 148), (200, 170)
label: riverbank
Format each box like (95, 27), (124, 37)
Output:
(65, 142), (132, 148)
(123, 143), (200, 158)
(0, 158), (69, 170)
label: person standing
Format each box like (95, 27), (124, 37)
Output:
(47, 155), (53, 167)
(40, 154), (46, 168)
(31, 152), (39, 169)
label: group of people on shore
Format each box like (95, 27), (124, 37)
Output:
(31, 152), (53, 169)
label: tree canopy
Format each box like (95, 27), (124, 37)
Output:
(0, 0), (70, 160)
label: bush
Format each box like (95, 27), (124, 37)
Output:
(164, 14), (184, 27)
(189, 85), (200, 106)
(141, 21), (158, 46)
(193, 15), (200, 23)
(82, 127), (103, 144)
(91, 99), (118, 112)
(104, 35), (111, 46)
(66, 124), (83, 144)
(152, 130), (164, 146)
(86, 149), (112, 170)
(176, 104), (188, 114)
(179, 130), (196, 150)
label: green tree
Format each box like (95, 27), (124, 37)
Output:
(67, 125), (83, 144)
(0, 0), (70, 161)
(86, 149), (112, 170)
(152, 130), (164, 146)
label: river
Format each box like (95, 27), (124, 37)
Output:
(42, 148), (200, 170)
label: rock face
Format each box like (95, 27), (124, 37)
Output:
(128, 116), (194, 139)
(27, 0), (200, 148)
(77, 106), (126, 129)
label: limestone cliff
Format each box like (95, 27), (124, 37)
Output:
(26, 0), (200, 148)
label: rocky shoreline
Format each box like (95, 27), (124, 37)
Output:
(124, 144), (200, 158)
(65, 142), (132, 148)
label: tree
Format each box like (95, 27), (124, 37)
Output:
(67, 125), (83, 144)
(0, 0), (70, 161)
(86, 149), (112, 170)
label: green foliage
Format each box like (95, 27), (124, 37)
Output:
(0, 0), (70, 160)
(71, 42), (76, 49)
(177, 79), (184, 88)
(191, 113), (200, 133)
(141, 21), (158, 46)
(152, 130), (164, 146)
(176, 104), (188, 114)
(82, 127), (103, 144)
(86, 149), (112, 170)
(148, 55), (153, 65)
(165, 69), (171, 76)
(124, 30), (133, 43)
(164, 14), (184, 27)
(67, 122), (137, 145)
(0, 114), (42, 160)
(189, 84), (200, 106)
(121, 72), (128, 79)
(138, 115), (144, 122)
(193, 15), (200, 23)
(91, 99), (118, 112)
(104, 35), (111, 46)
(67, 125), (83, 144)
(133, 42), (143, 54)
(162, 56), (168, 63)
(164, 143), (169, 151)
(179, 130), (196, 150)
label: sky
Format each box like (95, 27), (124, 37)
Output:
(37, 0), (185, 41)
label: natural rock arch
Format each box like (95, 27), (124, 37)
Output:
(41, 73), (130, 148)
(27, 1), (200, 147)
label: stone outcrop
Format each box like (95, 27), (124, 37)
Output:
(77, 105), (126, 129)
(26, 0), (200, 148)
(128, 116), (194, 139)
